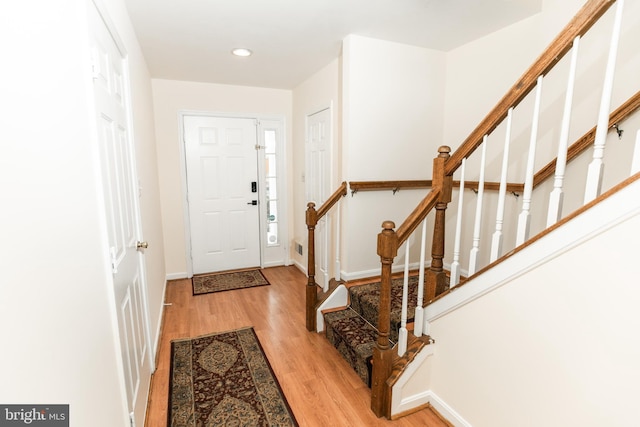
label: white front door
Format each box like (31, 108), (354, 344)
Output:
(184, 116), (261, 274)
(306, 108), (332, 290)
(90, 4), (153, 427)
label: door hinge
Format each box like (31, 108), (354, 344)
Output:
(110, 247), (118, 274)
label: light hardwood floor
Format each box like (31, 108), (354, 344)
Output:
(145, 265), (449, 426)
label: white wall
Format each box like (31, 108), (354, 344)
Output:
(340, 35), (446, 278)
(291, 59), (341, 272)
(439, 0), (640, 274)
(427, 182), (640, 427)
(0, 0), (165, 425)
(151, 79), (293, 277)
(442, 0), (585, 150)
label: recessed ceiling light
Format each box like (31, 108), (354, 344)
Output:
(232, 48), (252, 57)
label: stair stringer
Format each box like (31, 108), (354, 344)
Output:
(315, 284), (348, 332)
(424, 174), (640, 326)
(387, 337), (472, 426)
(397, 176), (640, 426)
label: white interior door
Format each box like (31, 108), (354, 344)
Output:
(306, 108), (332, 289)
(184, 116), (261, 274)
(90, 4), (152, 427)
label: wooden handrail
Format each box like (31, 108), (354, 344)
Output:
(396, 147), (452, 244)
(454, 180), (524, 194)
(347, 89), (640, 200)
(349, 179), (523, 194)
(349, 180), (431, 194)
(316, 181), (348, 219)
(445, 0), (616, 177)
(395, 190), (440, 244)
(305, 181), (347, 331)
(533, 90), (640, 188)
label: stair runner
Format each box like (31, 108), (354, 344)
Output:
(324, 276), (420, 387)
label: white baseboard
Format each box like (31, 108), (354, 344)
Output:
(166, 272), (189, 281)
(427, 391), (472, 427)
(292, 259), (307, 275)
(393, 388), (471, 427)
(151, 279), (168, 369)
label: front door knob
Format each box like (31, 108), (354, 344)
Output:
(136, 241), (149, 250)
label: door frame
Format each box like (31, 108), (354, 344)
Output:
(178, 111), (289, 277)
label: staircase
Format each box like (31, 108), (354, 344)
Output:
(324, 275), (426, 386)
(304, 0), (640, 422)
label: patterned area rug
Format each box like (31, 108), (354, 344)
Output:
(169, 327), (298, 427)
(192, 269), (270, 295)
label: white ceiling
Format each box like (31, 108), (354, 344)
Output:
(124, 0), (542, 90)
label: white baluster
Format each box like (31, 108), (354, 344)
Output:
(469, 136), (488, 275)
(413, 219), (428, 337)
(547, 36), (580, 227)
(398, 241), (410, 356)
(585, 0), (625, 203)
(450, 158), (466, 287)
(335, 199), (341, 282)
(323, 216), (329, 292)
(632, 130), (640, 175)
(517, 76), (543, 245)
(490, 108), (514, 262)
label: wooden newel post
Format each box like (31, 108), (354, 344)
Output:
(371, 220), (398, 418)
(427, 146), (453, 301)
(305, 202), (318, 331)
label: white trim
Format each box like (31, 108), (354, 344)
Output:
(315, 284), (349, 332)
(90, 0), (126, 56)
(391, 344), (433, 415)
(421, 391), (473, 427)
(177, 113), (193, 278)
(177, 110), (288, 274)
(293, 258), (307, 275)
(152, 278), (168, 364)
(166, 272), (190, 281)
(391, 346), (473, 427)
(426, 178), (640, 323)
(261, 260), (288, 268)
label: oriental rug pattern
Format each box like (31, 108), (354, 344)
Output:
(324, 308), (386, 387)
(169, 327), (298, 427)
(324, 275), (420, 386)
(349, 275), (420, 343)
(192, 269), (269, 295)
